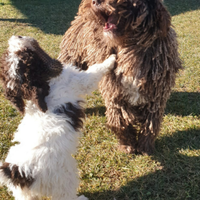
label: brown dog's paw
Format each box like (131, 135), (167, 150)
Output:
(136, 145), (155, 156)
(118, 144), (136, 154)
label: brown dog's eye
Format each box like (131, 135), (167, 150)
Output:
(92, 0), (97, 5)
(92, 0), (103, 6)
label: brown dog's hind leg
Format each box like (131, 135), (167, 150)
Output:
(136, 107), (164, 155)
(105, 101), (138, 154)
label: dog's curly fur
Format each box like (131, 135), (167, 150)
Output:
(0, 35), (116, 200)
(58, 0), (183, 155)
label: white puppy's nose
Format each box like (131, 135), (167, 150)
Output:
(8, 35), (36, 53)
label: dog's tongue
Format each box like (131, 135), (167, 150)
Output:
(103, 15), (117, 31)
(104, 22), (116, 31)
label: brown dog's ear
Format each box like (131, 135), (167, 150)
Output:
(78, 0), (91, 14)
(156, 1), (171, 37)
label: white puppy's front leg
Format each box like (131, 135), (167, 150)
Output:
(77, 54), (116, 95)
(87, 54), (116, 75)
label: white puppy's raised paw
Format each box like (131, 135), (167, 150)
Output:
(77, 195), (89, 200)
(87, 54), (116, 75)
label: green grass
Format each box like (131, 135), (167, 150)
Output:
(0, 0), (200, 199)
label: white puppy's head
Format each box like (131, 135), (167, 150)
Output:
(8, 35), (37, 53)
(0, 36), (63, 114)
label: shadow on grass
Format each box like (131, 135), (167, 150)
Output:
(1, 0), (81, 35)
(165, 92), (200, 116)
(0, 0), (199, 36)
(84, 92), (200, 199)
(164, 0), (200, 16)
(86, 106), (106, 117)
(83, 128), (200, 200)
(0, 18), (27, 23)
(86, 92), (200, 117)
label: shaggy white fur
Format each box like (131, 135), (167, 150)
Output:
(0, 36), (116, 200)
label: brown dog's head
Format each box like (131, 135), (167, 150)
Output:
(0, 36), (63, 114)
(79, 0), (171, 45)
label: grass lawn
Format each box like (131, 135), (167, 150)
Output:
(0, 0), (200, 199)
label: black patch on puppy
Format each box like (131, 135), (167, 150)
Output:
(0, 162), (34, 188)
(55, 102), (85, 131)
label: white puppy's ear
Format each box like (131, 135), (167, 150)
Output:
(5, 90), (26, 114)
(0, 36), (64, 114)
(0, 51), (26, 114)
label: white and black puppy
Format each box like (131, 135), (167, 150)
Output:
(0, 35), (116, 200)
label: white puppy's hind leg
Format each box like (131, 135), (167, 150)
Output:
(27, 197), (40, 200)
(77, 195), (89, 200)
(12, 190), (40, 200)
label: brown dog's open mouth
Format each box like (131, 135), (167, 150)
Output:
(103, 15), (117, 32)
(91, 1), (117, 32)
(104, 22), (117, 31)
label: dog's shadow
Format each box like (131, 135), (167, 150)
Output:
(82, 127), (200, 200)
(164, 0), (200, 16)
(84, 91), (200, 199)
(0, 0), (199, 35)
(0, 0), (81, 35)
(86, 91), (200, 117)
(165, 91), (200, 116)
